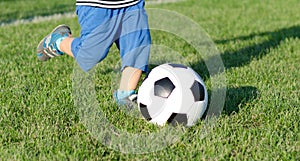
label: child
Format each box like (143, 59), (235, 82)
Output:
(37, 0), (151, 105)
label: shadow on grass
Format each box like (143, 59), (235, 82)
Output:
(201, 86), (258, 119)
(192, 25), (300, 116)
(222, 86), (258, 115)
(190, 25), (300, 79)
(216, 25), (300, 69)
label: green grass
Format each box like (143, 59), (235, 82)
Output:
(0, 0), (299, 160)
(0, 0), (75, 24)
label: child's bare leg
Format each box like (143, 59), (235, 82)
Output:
(119, 66), (142, 91)
(60, 37), (75, 57)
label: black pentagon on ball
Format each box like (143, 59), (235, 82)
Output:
(167, 113), (188, 126)
(154, 77), (175, 98)
(190, 80), (205, 101)
(168, 63), (188, 69)
(139, 103), (152, 121)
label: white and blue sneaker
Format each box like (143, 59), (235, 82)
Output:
(37, 24), (71, 61)
(113, 90), (138, 106)
(113, 89), (140, 117)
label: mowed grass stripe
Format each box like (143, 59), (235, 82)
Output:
(0, 12), (76, 27)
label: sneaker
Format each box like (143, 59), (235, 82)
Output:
(113, 90), (137, 106)
(37, 24), (71, 61)
(113, 90), (142, 117)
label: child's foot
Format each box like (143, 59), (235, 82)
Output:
(37, 24), (71, 61)
(114, 90), (142, 117)
(113, 90), (137, 106)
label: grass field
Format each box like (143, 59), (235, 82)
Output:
(0, 0), (299, 160)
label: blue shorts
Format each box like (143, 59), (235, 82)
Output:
(72, 0), (151, 72)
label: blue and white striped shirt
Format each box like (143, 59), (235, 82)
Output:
(76, 0), (140, 8)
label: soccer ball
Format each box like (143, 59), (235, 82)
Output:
(137, 63), (208, 127)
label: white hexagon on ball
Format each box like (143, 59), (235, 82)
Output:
(137, 63), (208, 127)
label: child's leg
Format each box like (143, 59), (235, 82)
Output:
(60, 37), (75, 58)
(115, 0), (151, 92)
(114, 67), (142, 105)
(113, 2), (151, 104)
(119, 66), (142, 91)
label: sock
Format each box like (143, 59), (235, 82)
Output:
(55, 36), (67, 52)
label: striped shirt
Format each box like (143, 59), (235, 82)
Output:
(76, 0), (140, 8)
